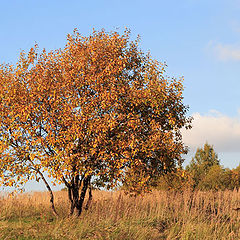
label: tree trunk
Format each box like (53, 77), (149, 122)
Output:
(85, 183), (92, 210)
(76, 175), (91, 216)
(68, 186), (75, 216)
(28, 157), (58, 217)
(38, 171), (58, 217)
(68, 175), (91, 217)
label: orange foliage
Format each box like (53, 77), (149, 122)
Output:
(0, 29), (191, 215)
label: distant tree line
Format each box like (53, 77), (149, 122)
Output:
(154, 143), (240, 191)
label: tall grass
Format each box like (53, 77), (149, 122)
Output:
(0, 189), (240, 239)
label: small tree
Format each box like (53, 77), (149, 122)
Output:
(230, 165), (240, 190)
(154, 167), (193, 191)
(186, 143), (220, 189)
(0, 29), (191, 216)
(197, 165), (224, 191)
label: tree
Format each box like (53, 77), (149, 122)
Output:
(197, 165), (226, 191)
(229, 165), (240, 190)
(154, 167), (193, 191)
(186, 143), (220, 189)
(0, 29), (191, 216)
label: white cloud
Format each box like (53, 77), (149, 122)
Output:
(208, 41), (240, 61)
(182, 110), (240, 153)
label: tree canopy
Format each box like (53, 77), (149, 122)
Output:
(186, 143), (220, 189)
(0, 29), (191, 216)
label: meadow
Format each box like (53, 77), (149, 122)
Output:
(0, 189), (240, 239)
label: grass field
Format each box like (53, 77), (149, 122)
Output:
(0, 189), (240, 239)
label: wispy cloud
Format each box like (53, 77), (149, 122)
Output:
(182, 110), (240, 153)
(208, 41), (240, 61)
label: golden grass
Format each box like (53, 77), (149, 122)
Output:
(0, 189), (240, 239)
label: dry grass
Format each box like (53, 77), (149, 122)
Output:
(0, 189), (240, 239)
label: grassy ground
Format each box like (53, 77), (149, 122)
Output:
(0, 189), (240, 239)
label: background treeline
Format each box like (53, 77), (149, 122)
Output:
(155, 143), (240, 191)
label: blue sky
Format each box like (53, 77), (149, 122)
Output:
(1, 0), (240, 190)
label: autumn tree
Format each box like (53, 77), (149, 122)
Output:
(197, 165), (228, 191)
(0, 29), (191, 216)
(230, 165), (240, 189)
(154, 167), (193, 191)
(186, 143), (220, 189)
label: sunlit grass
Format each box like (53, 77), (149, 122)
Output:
(0, 189), (240, 239)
